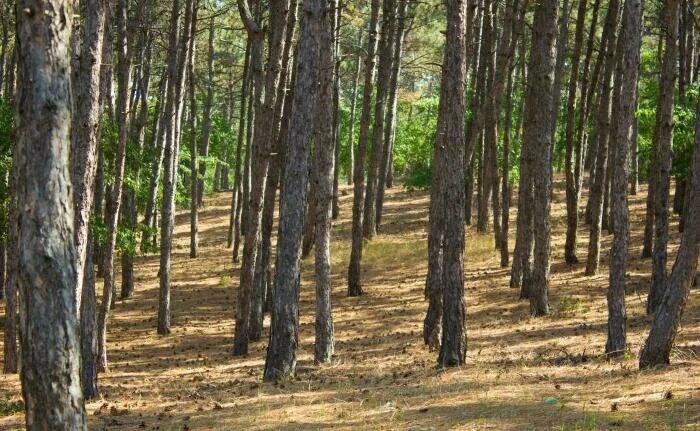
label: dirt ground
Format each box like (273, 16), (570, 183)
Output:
(1, 179), (699, 430)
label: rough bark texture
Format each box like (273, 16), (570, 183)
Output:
(639, 99), (700, 369)
(585, 0), (620, 276)
(347, 0), (380, 297)
(15, 0), (86, 425)
(606, 0), (642, 358)
(435, 0), (467, 367)
(71, 0), (107, 312)
(197, 18), (216, 207)
(523, 0), (559, 316)
(80, 231), (99, 399)
(233, 0), (290, 356)
(188, 31), (199, 259)
(264, 0), (321, 381)
(313, 0), (337, 363)
(648, 0), (680, 315)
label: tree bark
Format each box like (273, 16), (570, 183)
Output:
(346, 28), (363, 186)
(648, 0), (681, 315)
(606, 0), (642, 358)
(15, 0), (86, 424)
(435, 0), (467, 367)
(585, 0), (621, 276)
(188, 28), (199, 259)
(363, 0), (397, 240)
(524, 0), (559, 316)
(233, 0), (291, 356)
(639, 98), (700, 369)
(264, 0), (322, 381)
(347, 0), (381, 297)
(197, 17), (216, 207)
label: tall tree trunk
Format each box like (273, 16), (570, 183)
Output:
(347, 0), (381, 297)
(524, 0), (559, 316)
(15, 0), (86, 424)
(3, 170), (17, 374)
(80, 230), (99, 399)
(197, 17), (216, 207)
(648, 0), (681, 315)
(606, 0), (642, 358)
(264, 0), (322, 381)
(157, 0), (195, 335)
(346, 28), (363, 186)
(376, 0), (409, 232)
(639, 98), (700, 369)
(563, 0), (588, 264)
(228, 40), (251, 251)
(188, 30), (199, 259)
(585, 0), (621, 276)
(500, 65), (515, 268)
(363, 0), (397, 240)
(313, 0), (337, 363)
(97, 0), (134, 369)
(434, 0), (467, 367)
(233, 0), (291, 356)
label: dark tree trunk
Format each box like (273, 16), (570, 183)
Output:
(80, 231), (99, 399)
(606, 0), (642, 358)
(264, 0), (322, 381)
(648, 0), (681, 315)
(3, 172), (17, 374)
(500, 65), (515, 268)
(435, 0), (467, 367)
(15, 0), (86, 424)
(188, 29), (199, 259)
(233, 0), (291, 356)
(524, 0), (559, 316)
(639, 98), (700, 369)
(347, 0), (381, 297)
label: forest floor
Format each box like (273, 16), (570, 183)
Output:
(1, 179), (699, 430)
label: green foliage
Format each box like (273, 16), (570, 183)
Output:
(394, 97), (438, 190)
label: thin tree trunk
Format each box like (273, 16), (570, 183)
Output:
(524, 0), (559, 316)
(563, 0), (588, 264)
(648, 0), (681, 315)
(233, 0), (291, 356)
(197, 18), (216, 207)
(606, 0), (642, 357)
(15, 0), (86, 423)
(97, 0), (134, 370)
(346, 28), (363, 186)
(3, 169), (17, 374)
(585, 0), (621, 276)
(264, 0), (322, 381)
(347, 0), (381, 297)
(364, 0), (397, 240)
(189, 30), (199, 258)
(313, 0), (337, 363)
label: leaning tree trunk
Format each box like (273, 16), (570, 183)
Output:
(523, 0), (559, 316)
(347, 0), (381, 297)
(15, 0), (86, 425)
(606, 0), (642, 358)
(264, 0), (322, 381)
(648, 0), (681, 315)
(639, 98), (700, 369)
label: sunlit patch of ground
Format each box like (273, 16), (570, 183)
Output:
(1, 178), (699, 430)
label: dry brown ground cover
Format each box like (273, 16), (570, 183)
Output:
(1, 180), (699, 430)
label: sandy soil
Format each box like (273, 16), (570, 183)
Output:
(1, 180), (699, 430)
